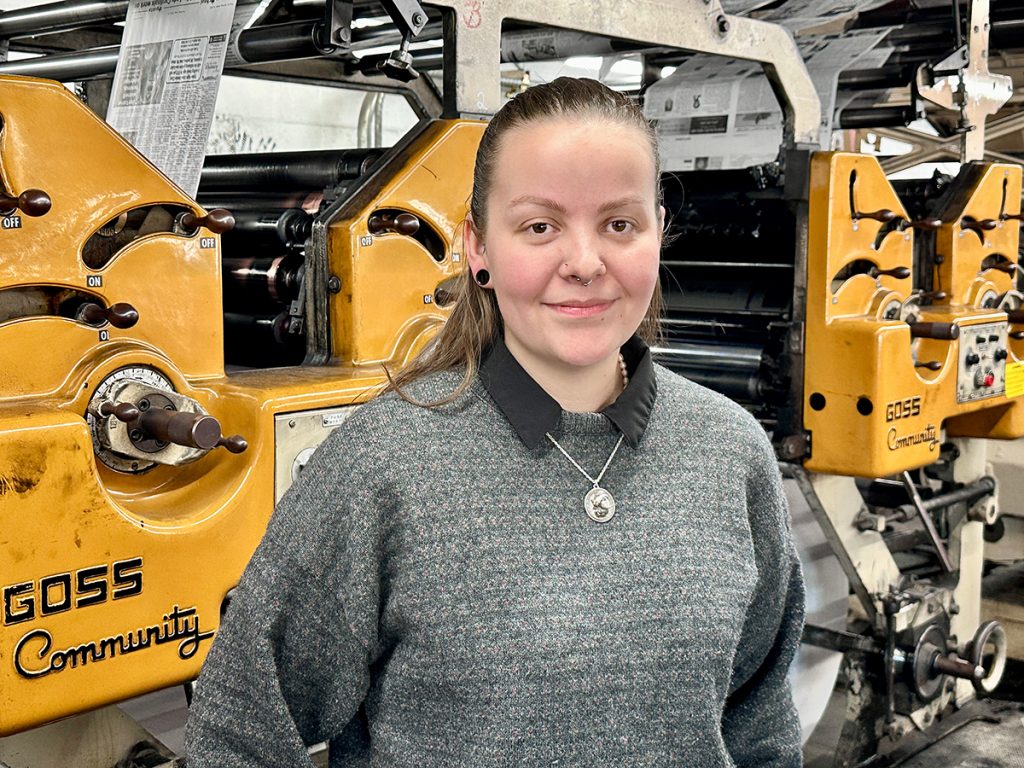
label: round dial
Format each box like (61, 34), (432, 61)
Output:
(87, 366), (175, 473)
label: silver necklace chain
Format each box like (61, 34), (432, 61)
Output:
(545, 432), (625, 523)
(545, 432), (624, 487)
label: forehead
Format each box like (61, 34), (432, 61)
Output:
(488, 117), (658, 202)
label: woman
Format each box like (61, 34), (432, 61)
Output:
(186, 77), (804, 767)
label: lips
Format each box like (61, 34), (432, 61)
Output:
(545, 299), (614, 317)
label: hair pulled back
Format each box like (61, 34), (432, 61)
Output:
(388, 77), (663, 404)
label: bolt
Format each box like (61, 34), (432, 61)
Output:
(716, 14), (730, 34)
(129, 429), (143, 441)
(413, 12), (425, 25)
(138, 398), (150, 412)
(288, 419), (296, 429)
(328, 275), (342, 293)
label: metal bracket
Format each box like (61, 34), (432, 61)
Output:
(915, 0), (1013, 162)
(380, 0), (429, 38)
(900, 471), (955, 573)
(323, 0), (354, 49)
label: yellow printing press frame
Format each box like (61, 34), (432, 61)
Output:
(0, 75), (484, 735)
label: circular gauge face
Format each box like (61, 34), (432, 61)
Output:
(87, 366), (175, 473)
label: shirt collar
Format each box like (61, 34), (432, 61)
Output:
(477, 335), (657, 450)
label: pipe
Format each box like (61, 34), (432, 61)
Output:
(838, 105), (918, 130)
(0, 0), (128, 39)
(199, 149), (384, 192)
(0, 44), (117, 79)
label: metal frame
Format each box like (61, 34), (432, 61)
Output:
(875, 112), (1024, 174)
(429, 0), (820, 145)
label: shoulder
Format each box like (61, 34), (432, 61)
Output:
(650, 364), (769, 450)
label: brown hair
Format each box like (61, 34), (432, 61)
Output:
(387, 77), (663, 404)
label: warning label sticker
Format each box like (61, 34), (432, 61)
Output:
(1006, 361), (1024, 398)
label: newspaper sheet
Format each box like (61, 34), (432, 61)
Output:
(106, 0), (238, 197)
(645, 29), (888, 172)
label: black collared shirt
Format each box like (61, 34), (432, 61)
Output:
(477, 335), (657, 449)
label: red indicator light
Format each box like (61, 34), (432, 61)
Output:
(984, 373), (995, 387)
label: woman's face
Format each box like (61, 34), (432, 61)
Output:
(467, 117), (663, 379)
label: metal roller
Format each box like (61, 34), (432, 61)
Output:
(0, 0), (128, 39)
(652, 341), (766, 402)
(221, 209), (314, 253)
(223, 311), (305, 368)
(0, 45), (118, 80)
(199, 149), (384, 193)
(222, 254), (304, 314)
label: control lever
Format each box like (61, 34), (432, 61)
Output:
(98, 401), (141, 422)
(961, 216), (998, 239)
(378, 33), (419, 82)
(77, 301), (140, 329)
(368, 211), (420, 236)
(136, 407), (247, 453)
(852, 208), (897, 223)
(1007, 309), (1024, 324)
(908, 321), (960, 340)
(1001, 211), (1024, 221)
(0, 188), (52, 217)
(179, 208), (235, 234)
(899, 216), (942, 231)
(870, 266), (911, 279)
(914, 360), (943, 371)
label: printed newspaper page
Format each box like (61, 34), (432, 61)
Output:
(646, 29), (888, 172)
(106, 0), (238, 197)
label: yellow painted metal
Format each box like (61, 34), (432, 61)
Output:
(0, 76), (481, 734)
(327, 120), (484, 366)
(803, 153), (1024, 477)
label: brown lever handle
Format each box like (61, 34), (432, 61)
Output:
(915, 360), (943, 371)
(180, 208), (235, 234)
(904, 217), (942, 231)
(77, 302), (140, 329)
(853, 208), (897, 223)
(917, 290), (948, 303)
(368, 211), (420, 236)
(217, 435), (249, 454)
(961, 216), (998, 234)
(0, 188), (52, 217)
(909, 321), (960, 340)
(871, 266), (912, 279)
(1007, 309), (1024, 324)
(1012, 331), (1024, 340)
(98, 401), (141, 422)
(1002, 212), (1024, 221)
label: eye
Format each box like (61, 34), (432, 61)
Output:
(608, 219), (633, 233)
(529, 222), (549, 234)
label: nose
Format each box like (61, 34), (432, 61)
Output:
(558, 231), (607, 285)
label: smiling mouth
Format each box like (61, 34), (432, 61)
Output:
(546, 300), (614, 317)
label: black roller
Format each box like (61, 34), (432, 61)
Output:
(222, 254), (304, 314)
(222, 209), (313, 252)
(200, 149), (385, 192)
(224, 311), (306, 368)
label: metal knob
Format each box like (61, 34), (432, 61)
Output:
(98, 401), (141, 422)
(961, 216), (998, 234)
(180, 208), (236, 234)
(368, 211), (420, 236)
(77, 302), (140, 329)
(0, 188), (51, 217)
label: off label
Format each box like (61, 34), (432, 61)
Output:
(98, 330), (110, 342)
(199, 237), (216, 249)
(2, 215), (22, 229)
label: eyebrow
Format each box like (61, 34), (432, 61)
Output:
(507, 195), (648, 214)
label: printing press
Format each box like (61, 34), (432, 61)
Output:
(0, 0), (1022, 765)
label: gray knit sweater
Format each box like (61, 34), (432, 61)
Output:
(185, 365), (804, 767)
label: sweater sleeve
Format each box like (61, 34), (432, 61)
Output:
(185, 427), (386, 767)
(720, 425), (805, 768)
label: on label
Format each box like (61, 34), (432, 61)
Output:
(200, 237), (216, 249)
(2, 216), (22, 229)
(87, 275), (103, 288)
(1006, 361), (1024, 399)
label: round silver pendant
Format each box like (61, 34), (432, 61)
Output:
(584, 486), (616, 523)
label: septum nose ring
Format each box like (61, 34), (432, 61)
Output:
(574, 276), (594, 287)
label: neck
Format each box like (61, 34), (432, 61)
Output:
(505, 338), (623, 413)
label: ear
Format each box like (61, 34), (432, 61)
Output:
(658, 205), (666, 235)
(464, 217), (489, 277)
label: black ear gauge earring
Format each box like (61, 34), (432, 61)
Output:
(474, 269), (490, 286)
